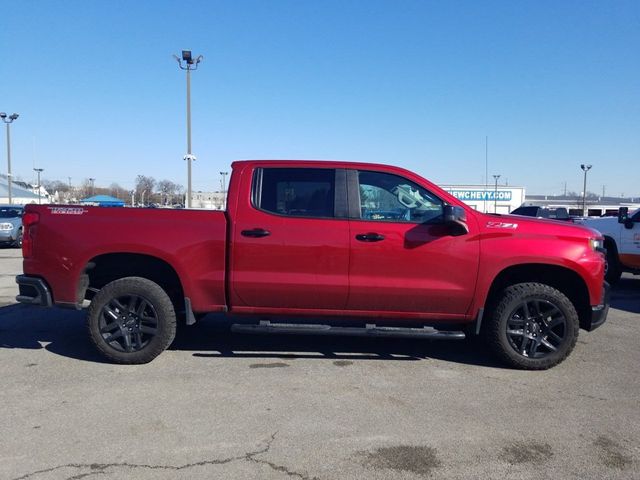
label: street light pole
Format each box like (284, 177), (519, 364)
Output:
(220, 171), (228, 209)
(34, 168), (44, 204)
(1, 113), (19, 205)
(580, 164), (592, 216)
(493, 174), (501, 213)
(89, 177), (95, 197)
(174, 50), (203, 209)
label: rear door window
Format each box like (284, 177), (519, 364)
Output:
(254, 168), (336, 218)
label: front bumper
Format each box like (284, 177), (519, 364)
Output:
(0, 232), (17, 243)
(15, 275), (53, 307)
(585, 282), (610, 332)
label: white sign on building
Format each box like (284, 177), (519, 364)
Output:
(440, 185), (525, 214)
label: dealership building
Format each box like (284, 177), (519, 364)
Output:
(440, 184), (525, 214)
(439, 183), (639, 216)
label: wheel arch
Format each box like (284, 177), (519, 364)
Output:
(84, 253), (185, 314)
(485, 264), (591, 330)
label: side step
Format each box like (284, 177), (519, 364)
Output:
(231, 321), (466, 340)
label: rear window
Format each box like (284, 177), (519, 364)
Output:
(253, 168), (335, 218)
(511, 206), (541, 216)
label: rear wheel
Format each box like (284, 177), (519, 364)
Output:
(484, 283), (579, 370)
(87, 277), (176, 364)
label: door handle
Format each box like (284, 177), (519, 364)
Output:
(355, 233), (385, 242)
(241, 228), (271, 238)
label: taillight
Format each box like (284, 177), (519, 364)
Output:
(22, 212), (39, 258)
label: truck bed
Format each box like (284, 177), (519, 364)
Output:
(22, 205), (228, 312)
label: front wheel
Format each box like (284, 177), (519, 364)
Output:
(605, 248), (622, 284)
(87, 277), (176, 364)
(13, 228), (23, 248)
(484, 283), (579, 370)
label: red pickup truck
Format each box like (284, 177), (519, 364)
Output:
(16, 160), (609, 369)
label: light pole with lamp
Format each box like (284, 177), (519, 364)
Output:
(34, 168), (44, 204)
(174, 50), (203, 209)
(493, 174), (501, 213)
(580, 164), (592, 217)
(1, 112), (19, 204)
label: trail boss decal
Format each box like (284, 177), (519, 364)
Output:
(486, 221), (519, 229)
(48, 207), (88, 215)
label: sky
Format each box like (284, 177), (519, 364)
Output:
(1, 0), (639, 196)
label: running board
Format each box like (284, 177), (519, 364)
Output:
(231, 321), (465, 340)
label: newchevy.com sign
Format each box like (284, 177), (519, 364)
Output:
(447, 190), (513, 201)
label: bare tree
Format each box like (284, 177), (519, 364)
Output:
(79, 178), (94, 199)
(156, 179), (185, 205)
(43, 180), (70, 193)
(109, 183), (128, 201)
(135, 175), (156, 205)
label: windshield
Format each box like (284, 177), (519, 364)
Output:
(0, 207), (23, 218)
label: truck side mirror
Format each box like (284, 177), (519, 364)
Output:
(617, 207), (634, 229)
(617, 207), (629, 224)
(443, 205), (469, 235)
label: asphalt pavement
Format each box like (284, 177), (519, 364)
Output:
(1, 246), (638, 479)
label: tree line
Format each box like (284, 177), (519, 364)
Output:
(42, 176), (185, 205)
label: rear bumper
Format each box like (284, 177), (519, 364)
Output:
(15, 275), (53, 307)
(585, 282), (610, 332)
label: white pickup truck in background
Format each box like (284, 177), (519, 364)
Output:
(577, 207), (640, 284)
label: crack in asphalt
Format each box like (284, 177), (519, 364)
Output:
(11, 432), (319, 480)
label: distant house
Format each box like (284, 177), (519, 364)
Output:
(0, 176), (44, 204)
(79, 195), (125, 207)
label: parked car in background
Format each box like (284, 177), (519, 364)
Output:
(0, 205), (24, 248)
(575, 207), (640, 284)
(510, 206), (574, 222)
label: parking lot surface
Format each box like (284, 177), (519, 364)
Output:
(1, 247), (639, 479)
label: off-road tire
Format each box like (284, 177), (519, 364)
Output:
(484, 283), (579, 370)
(605, 247), (622, 285)
(87, 277), (176, 364)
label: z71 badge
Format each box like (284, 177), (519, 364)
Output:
(486, 221), (519, 229)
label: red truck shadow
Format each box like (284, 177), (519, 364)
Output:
(0, 304), (506, 368)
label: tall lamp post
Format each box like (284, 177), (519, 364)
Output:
(493, 174), (501, 213)
(220, 171), (228, 209)
(580, 164), (592, 216)
(1, 112), (19, 205)
(174, 50), (203, 209)
(34, 168), (44, 204)
(89, 177), (95, 196)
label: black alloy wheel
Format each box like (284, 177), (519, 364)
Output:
(99, 295), (159, 353)
(87, 277), (176, 364)
(505, 298), (567, 358)
(484, 283), (579, 370)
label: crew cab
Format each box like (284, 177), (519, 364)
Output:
(576, 207), (640, 283)
(16, 160), (609, 369)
